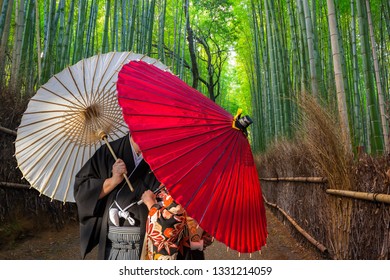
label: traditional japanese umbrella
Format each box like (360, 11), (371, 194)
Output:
(116, 60), (267, 253)
(14, 52), (170, 203)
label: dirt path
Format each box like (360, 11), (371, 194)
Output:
(0, 207), (322, 260)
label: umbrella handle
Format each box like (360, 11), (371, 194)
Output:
(98, 131), (134, 192)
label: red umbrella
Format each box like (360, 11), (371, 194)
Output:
(116, 60), (267, 253)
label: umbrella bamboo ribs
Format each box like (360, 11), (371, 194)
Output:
(96, 130), (134, 192)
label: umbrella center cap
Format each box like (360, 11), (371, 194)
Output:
(63, 103), (111, 145)
(83, 104), (101, 121)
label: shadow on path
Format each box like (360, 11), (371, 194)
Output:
(0, 207), (322, 260)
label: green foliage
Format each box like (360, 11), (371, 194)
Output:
(0, 0), (388, 155)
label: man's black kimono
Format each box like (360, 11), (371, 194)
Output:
(74, 135), (159, 259)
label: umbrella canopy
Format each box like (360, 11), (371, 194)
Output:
(14, 52), (169, 203)
(117, 60), (267, 253)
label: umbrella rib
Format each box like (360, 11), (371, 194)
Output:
(49, 136), (81, 202)
(125, 113), (229, 125)
(15, 116), (67, 143)
(24, 98), (82, 112)
(118, 64), (229, 118)
(16, 119), (75, 166)
(67, 64), (88, 106)
(94, 52), (116, 103)
(90, 53), (101, 105)
(34, 87), (84, 110)
(82, 59), (90, 105)
(156, 130), (234, 191)
(61, 144), (83, 203)
(119, 77), (230, 116)
(53, 75), (87, 108)
(225, 136), (245, 251)
(140, 125), (228, 153)
(38, 136), (75, 195)
(190, 133), (239, 226)
(121, 97), (229, 121)
(94, 52), (132, 104)
(18, 131), (68, 188)
(118, 86), (228, 120)
(22, 108), (81, 115)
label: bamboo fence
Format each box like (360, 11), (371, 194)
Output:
(261, 173), (390, 259)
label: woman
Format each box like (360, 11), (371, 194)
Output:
(141, 187), (213, 260)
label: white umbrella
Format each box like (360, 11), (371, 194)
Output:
(14, 52), (170, 203)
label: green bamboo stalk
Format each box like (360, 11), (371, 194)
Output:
(35, 0), (41, 86)
(59, 0), (75, 70)
(41, 0), (56, 84)
(85, 0), (98, 57)
(112, 0), (118, 51)
(356, 0), (383, 154)
(19, 0), (34, 95)
(22, 0), (35, 94)
(73, 0), (87, 63)
(350, 0), (365, 150)
(302, 0), (319, 97)
(250, 0), (264, 151)
(158, 0), (166, 62)
(0, 0), (13, 91)
(55, 0), (65, 73)
(120, 0), (127, 50)
(327, 0), (352, 154)
(365, 0), (389, 152)
(264, 0), (276, 139)
(127, 0), (137, 51)
(101, 0), (111, 53)
(286, 0), (300, 95)
(0, 0), (9, 40)
(146, 0), (156, 56)
(178, 1), (186, 79)
(296, 0), (309, 92)
(10, 0), (25, 94)
(26, 5), (35, 94)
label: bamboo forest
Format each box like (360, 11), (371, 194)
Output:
(0, 0), (389, 154)
(0, 0), (390, 264)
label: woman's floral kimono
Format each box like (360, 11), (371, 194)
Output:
(142, 187), (190, 260)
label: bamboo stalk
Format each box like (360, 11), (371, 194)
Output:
(263, 195), (328, 254)
(260, 176), (327, 183)
(0, 125), (16, 136)
(326, 189), (390, 204)
(0, 182), (30, 189)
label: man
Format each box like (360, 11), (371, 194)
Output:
(74, 134), (159, 259)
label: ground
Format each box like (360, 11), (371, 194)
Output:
(0, 207), (322, 260)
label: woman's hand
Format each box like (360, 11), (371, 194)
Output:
(141, 190), (157, 210)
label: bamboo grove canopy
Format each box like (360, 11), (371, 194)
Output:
(1, 0), (389, 154)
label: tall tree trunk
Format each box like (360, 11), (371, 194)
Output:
(327, 0), (352, 154)
(41, 0), (56, 84)
(184, 0), (199, 89)
(0, 0), (13, 91)
(356, 0), (383, 154)
(0, 0), (9, 39)
(350, 0), (365, 150)
(365, 0), (389, 152)
(35, 0), (42, 86)
(10, 0), (25, 94)
(73, 0), (87, 63)
(85, 0), (97, 57)
(158, 0), (166, 62)
(101, 0), (110, 53)
(302, 0), (319, 97)
(326, 1), (353, 259)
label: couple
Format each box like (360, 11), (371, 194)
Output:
(74, 134), (213, 260)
